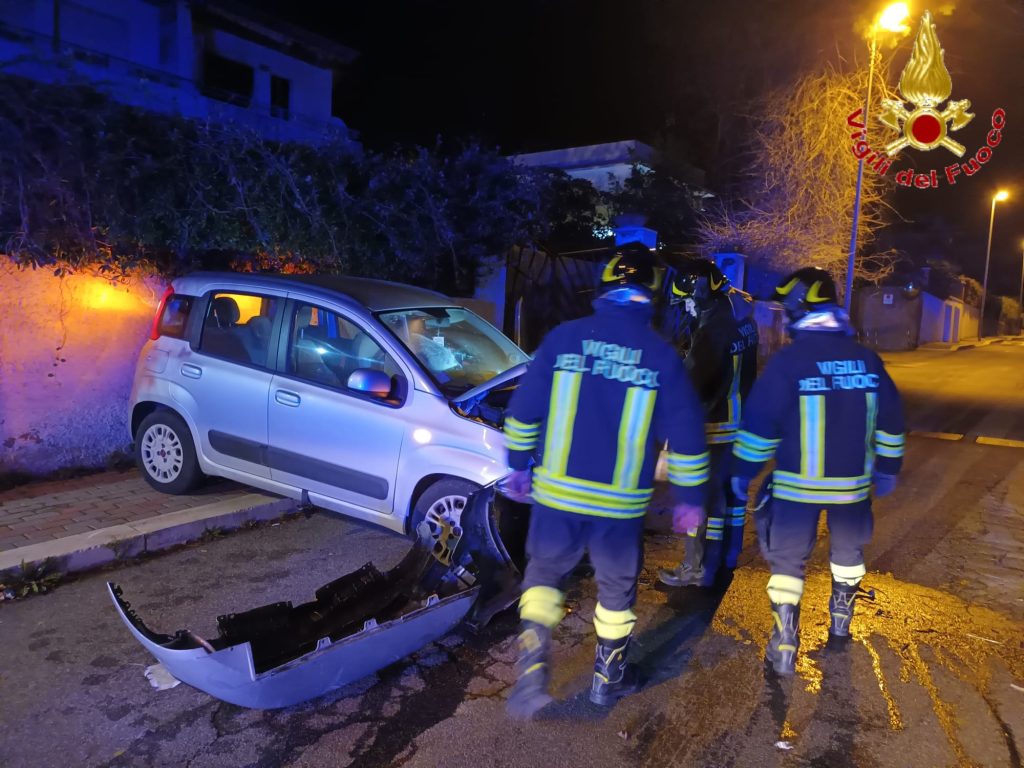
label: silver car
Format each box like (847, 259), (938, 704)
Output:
(130, 272), (529, 533)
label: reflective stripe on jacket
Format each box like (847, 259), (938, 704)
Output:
(504, 301), (709, 518)
(732, 331), (905, 505)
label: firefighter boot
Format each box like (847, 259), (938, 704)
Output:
(766, 602), (800, 676)
(506, 621), (554, 719)
(658, 533), (705, 587)
(829, 579), (859, 637)
(590, 635), (640, 706)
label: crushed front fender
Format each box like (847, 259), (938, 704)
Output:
(108, 484), (530, 709)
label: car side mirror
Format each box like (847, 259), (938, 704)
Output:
(347, 368), (392, 398)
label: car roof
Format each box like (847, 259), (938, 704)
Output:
(172, 272), (454, 312)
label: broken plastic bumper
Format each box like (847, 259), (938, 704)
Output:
(108, 484), (530, 709)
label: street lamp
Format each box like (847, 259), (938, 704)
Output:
(1018, 239), (1024, 335)
(844, 2), (912, 313)
(979, 189), (1010, 338)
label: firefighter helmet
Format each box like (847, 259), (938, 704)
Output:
(598, 242), (664, 298)
(669, 257), (728, 306)
(772, 267), (838, 321)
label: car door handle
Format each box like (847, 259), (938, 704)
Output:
(275, 390), (301, 407)
(181, 364), (202, 379)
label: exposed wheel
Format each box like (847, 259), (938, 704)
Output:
(408, 477), (480, 538)
(135, 410), (203, 494)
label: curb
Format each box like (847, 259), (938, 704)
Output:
(0, 493), (299, 580)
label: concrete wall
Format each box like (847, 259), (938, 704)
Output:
(919, 291), (966, 344)
(0, 264), (164, 475)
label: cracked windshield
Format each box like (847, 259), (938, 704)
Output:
(378, 307), (530, 396)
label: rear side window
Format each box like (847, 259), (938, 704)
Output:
(157, 295), (193, 339)
(199, 291), (280, 369)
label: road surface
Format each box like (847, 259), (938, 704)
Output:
(2, 344), (1023, 768)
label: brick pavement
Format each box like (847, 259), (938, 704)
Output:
(0, 469), (248, 553)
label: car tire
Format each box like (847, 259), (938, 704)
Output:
(135, 410), (204, 494)
(408, 477), (480, 539)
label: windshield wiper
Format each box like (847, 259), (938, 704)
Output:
(452, 362), (529, 407)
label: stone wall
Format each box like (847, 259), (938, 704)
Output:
(0, 264), (164, 475)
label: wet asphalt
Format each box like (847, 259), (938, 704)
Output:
(2, 344), (1024, 768)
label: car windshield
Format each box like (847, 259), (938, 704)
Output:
(378, 307), (530, 397)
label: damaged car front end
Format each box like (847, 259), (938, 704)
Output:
(108, 485), (530, 709)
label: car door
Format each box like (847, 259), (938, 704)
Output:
(267, 300), (407, 517)
(184, 289), (282, 479)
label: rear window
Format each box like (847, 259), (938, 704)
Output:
(157, 295), (194, 339)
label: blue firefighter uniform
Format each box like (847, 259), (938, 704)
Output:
(659, 259), (760, 589)
(731, 266), (905, 675)
(502, 245), (709, 717)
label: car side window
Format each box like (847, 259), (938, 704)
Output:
(288, 303), (399, 391)
(199, 292), (280, 368)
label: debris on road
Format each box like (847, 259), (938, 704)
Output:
(144, 663), (180, 691)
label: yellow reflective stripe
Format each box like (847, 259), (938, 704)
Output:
(543, 371), (582, 476)
(504, 416), (542, 451)
(613, 387), (657, 489)
(593, 604), (637, 640)
(767, 574), (804, 605)
(533, 480), (649, 511)
(667, 451), (710, 487)
(800, 395), (825, 478)
(864, 392), (878, 475)
(519, 585), (565, 628)
(524, 662), (545, 676)
(772, 470), (871, 489)
(830, 562), (866, 585)
(530, 488), (647, 519)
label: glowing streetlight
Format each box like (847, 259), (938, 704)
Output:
(980, 189), (1010, 338)
(845, 2), (913, 313)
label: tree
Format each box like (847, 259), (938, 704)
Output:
(0, 75), (549, 295)
(699, 63), (897, 285)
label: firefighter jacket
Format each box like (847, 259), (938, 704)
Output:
(732, 326), (905, 506)
(504, 299), (709, 518)
(686, 290), (759, 445)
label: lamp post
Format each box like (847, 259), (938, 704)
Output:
(1018, 239), (1024, 335)
(980, 189), (1009, 338)
(844, 2), (911, 313)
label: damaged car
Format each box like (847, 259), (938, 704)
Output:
(131, 272), (530, 535)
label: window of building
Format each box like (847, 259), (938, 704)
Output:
(199, 292), (280, 368)
(270, 75), (290, 119)
(201, 52), (254, 107)
(288, 303), (399, 392)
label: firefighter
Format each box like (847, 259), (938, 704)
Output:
(730, 267), (905, 675)
(658, 258), (759, 588)
(501, 242), (710, 718)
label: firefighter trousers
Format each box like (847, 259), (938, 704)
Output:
(757, 498), (874, 581)
(521, 504), (644, 612)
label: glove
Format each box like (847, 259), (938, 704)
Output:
(499, 469), (532, 502)
(873, 472), (898, 498)
(672, 503), (706, 535)
(730, 476), (751, 502)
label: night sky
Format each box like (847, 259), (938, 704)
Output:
(247, 0), (1024, 296)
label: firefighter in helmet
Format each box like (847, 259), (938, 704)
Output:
(658, 257), (759, 588)
(730, 267), (904, 675)
(501, 242), (710, 718)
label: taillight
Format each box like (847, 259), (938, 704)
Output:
(150, 285), (174, 341)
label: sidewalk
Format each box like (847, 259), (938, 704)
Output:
(0, 469), (298, 580)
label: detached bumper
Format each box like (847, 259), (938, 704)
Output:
(108, 485), (530, 709)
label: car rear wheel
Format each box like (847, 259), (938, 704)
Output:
(409, 478), (480, 539)
(136, 410), (204, 494)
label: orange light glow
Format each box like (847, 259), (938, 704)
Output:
(79, 280), (142, 312)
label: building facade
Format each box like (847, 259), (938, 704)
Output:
(0, 0), (358, 145)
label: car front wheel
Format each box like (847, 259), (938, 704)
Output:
(409, 477), (480, 539)
(135, 410), (204, 494)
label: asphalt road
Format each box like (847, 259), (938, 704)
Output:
(2, 344), (1024, 768)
